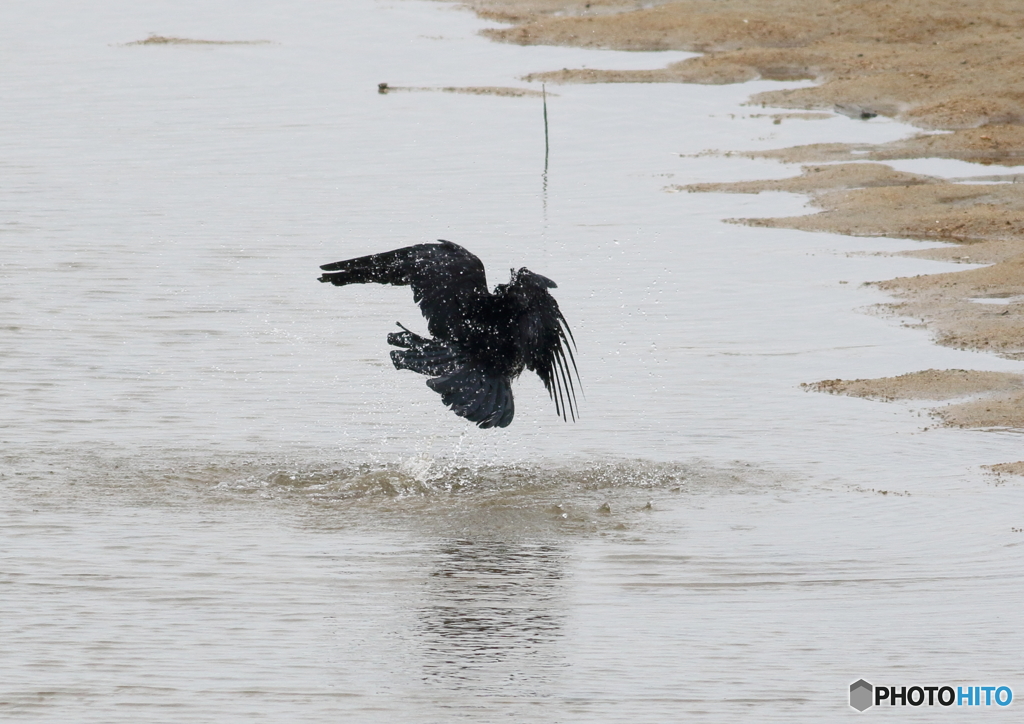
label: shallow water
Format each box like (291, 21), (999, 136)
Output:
(2, 0), (1023, 720)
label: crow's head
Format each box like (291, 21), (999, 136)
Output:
(510, 267), (557, 290)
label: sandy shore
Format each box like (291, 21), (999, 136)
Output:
(448, 0), (1024, 453)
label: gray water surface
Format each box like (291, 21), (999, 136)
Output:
(3, 0), (1023, 721)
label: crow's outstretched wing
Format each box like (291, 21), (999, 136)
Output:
(512, 271), (580, 422)
(319, 240), (488, 340)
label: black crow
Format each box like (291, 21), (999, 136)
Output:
(318, 240), (579, 428)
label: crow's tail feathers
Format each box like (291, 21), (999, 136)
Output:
(427, 367), (514, 429)
(386, 324), (514, 428)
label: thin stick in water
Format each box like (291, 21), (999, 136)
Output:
(542, 83), (549, 168)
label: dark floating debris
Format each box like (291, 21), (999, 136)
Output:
(834, 103), (879, 120)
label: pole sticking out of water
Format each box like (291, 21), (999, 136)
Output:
(541, 83), (550, 219)
(542, 83), (550, 171)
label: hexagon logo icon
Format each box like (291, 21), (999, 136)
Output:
(850, 679), (873, 711)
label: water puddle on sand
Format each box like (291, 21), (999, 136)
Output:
(3, 0), (1024, 721)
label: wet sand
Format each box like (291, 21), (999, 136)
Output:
(451, 0), (1024, 452)
(801, 369), (1024, 428)
(124, 34), (272, 45)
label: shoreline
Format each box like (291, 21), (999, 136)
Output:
(449, 0), (1024, 448)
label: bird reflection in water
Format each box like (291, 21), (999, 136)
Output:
(416, 539), (568, 693)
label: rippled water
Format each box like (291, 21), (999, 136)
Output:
(3, 0), (1024, 721)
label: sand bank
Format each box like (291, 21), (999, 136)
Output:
(450, 0), (1024, 450)
(802, 369), (1024, 429)
(377, 82), (548, 96)
(125, 35), (272, 45)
